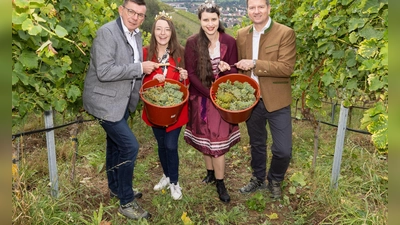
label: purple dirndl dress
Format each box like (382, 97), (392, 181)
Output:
(184, 53), (240, 157)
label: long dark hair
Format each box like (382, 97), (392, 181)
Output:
(196, 3), (225, 88)
(146, 17), (184, 68)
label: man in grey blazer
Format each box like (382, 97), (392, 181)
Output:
(235, 0), (296, 199)
(83, 0), (158, 220)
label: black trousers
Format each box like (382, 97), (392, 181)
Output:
(246, 100), (292, 182)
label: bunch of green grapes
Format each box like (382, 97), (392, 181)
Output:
(215, 80), (256, 110)
(142, 82), (184, 106)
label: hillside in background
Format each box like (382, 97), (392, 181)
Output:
(168, 9), (236, 45)
(161, 0), (247, 29)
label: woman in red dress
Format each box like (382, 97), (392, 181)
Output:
(142, 11), (189, 201)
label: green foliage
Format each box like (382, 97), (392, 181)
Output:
(215, 80), (256, 110)
(79, 203), (104, 225)
(140, 0), (162, 33)
(289, 172), (307, 187)
(273, 0), (388, 151)
(12, 0), (156, 126)
(142, 82), (184, 106)
(246, 192), (267, 212)
(12, 0), (119, 124)
(361, 101), (388, 151)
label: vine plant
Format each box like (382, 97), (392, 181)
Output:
(12, 0), (120, 124)
(12, 0), (388, 152)
(289, 0), (388, 152)
(235, 0), (388, 152)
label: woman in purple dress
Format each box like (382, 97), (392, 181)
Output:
(183, 0), (240, 203)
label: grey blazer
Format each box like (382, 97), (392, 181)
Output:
(83, 18), (144, 122)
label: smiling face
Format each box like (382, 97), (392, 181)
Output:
(154, 19), (171, 47)
(247, 0), (271, 28)
(118, 2), (146, 32)
(200, 11), (220, 36)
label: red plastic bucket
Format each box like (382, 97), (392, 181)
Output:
(210, 74), (260, 124)
(140, 78), (189, 126)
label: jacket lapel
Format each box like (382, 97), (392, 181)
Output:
(245, 29), (253, 58)
(135, 32), (143, 61)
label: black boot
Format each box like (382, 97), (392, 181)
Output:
(202, 170), (216, 184)
(216, 179), (230, 203)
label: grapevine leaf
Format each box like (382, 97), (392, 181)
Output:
(332, 50), (345, 59)
(21, 18), (42, 35)
(59, 0), (73, 11)
(12, 62), (24, 84)
(348, 18), (367, 32)
(62, 55), (72, 65)
(29, 0), (45, 8)
(349, 32), (358, 44)
(368, 113), (388, 149)
(349, 68), (359, 78)
(21, 18), (34, 31)
(379, 42), (388, 66)
(266, 213), (279, 220)
(289, 172), (306, 187)
(32, 13), (46, 23)
(321, 72), (334, 86)
(12, 92), (20, 108)
(14, 0), (29, 8)
(53, 99), (67, 112)
(342, 99), (352, 108)
(358, 25), (383, 40)
(345, 49), (357, 67)
(67, 85), (81, 101)
(30, 25), (42, 35)
(289, 186), (296, 195)
(359, 59), (378, 71)
(326, 86), (336, 98)
(358, 39), (378, 58)
(362, 0), (381, 14)
(12, 11), (28, 25)
(12, 71), (19, 85)
(20, 50), (39, 69)
(346, 78), (358, 90)
(54, 25), (68, 37)
(341, 0), (353, 6)
(367, 74), (384, 91)
(346, 58), (356, 67)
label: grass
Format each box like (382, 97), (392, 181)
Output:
(12, 105), (387, 224)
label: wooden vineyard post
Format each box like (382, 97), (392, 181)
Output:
(44, 109), (59, 198)
(330, 103), (349, 189)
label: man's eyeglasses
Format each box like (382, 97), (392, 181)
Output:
(123, 6), (146, 19)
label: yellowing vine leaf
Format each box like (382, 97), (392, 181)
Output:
(266, 212), (279, 220)
(181, 212), (194, 225)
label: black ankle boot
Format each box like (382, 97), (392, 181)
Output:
(202, 170), (216, 184)
(216, 179), (230, 203)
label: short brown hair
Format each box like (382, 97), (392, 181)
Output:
(246, 0), (270, 7)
